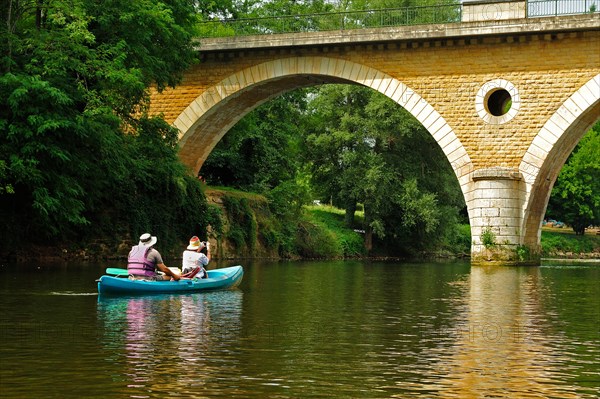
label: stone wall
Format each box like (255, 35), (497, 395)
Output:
(462, 0), (526, 22)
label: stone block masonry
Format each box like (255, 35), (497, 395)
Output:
(149, 13), (600, 264)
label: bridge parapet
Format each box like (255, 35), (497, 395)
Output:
(463, 0), (600, 22)
(462, 0), (526, 22)
(196, 13), (599, 53)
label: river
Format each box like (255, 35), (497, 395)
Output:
(0, 260), (598, 398)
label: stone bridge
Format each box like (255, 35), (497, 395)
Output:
(148, 1), (600, 264)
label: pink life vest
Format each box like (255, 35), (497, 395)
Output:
(127, 245), (156, 277)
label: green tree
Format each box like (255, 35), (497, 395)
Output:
(547, 123), (600, 235)
(304, 84), (463, 254)
(0, 0), (205, 252)
(202, 91), (309, 193)
(304, 85), (372, 220)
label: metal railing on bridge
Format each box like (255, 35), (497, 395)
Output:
(197, 4), (462, 38)
(197, 1), (599, 38)
(528, 0), (598, 17)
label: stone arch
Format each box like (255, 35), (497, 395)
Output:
(173, 56), (473, 190)
(519, 75), (600, 250)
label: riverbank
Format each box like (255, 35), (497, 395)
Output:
(540, 226), (600, 259)
(7, 224), (599, 264)
(4, 190), (598, 263)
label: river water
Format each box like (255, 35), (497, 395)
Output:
(0, 260), (598, 398)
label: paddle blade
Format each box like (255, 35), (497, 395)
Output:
(105, 268), (129, 276)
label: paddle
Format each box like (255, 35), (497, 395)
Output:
(105, 267), (129, 277)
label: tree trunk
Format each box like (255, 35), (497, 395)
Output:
(344, 200), (356, 227)
(363, 205), (373, 254)
(364, 225), (373, 254)
(36, 0), (45, 29)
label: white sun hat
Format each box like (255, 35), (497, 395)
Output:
(139, 233), (157, 247)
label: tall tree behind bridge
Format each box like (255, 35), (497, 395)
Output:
(546, 122), (600, 235)
(195, 0), (460, 36)
(304, 84), (465, 254)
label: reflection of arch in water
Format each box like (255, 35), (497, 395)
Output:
(96, 291), (243, 394)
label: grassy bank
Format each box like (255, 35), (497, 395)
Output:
(301, 205), (365, 258)
(304, 206), (600, 259)
(541, 227), (600, 258)
(203, 190), (366, 259)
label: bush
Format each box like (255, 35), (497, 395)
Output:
(541, 230), (600, 256)
(304, 205), (365, 257)
(223, 195), (260, 251)
(448, 224), (472, 255)
(295, 220), (343, 258)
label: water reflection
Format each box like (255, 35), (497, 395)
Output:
(97, 291), (243, 397)
(1, 261), (596, 398)
(435, 266), (595, 398)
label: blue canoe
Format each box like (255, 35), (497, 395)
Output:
(97, 265), (243, 295)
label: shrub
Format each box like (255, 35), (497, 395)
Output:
(295, 220), (343, 258)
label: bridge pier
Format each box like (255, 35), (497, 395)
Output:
(467, 167), (540, 265)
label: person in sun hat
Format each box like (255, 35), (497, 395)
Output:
(181, 236), (211, 279)
(127, 233), (181, 281)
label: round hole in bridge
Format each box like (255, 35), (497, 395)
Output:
(485, 89), (512, 116)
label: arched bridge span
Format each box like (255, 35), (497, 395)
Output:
(149, 9), (600, 264)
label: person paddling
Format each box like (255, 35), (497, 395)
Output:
(127, 233), (181, 281)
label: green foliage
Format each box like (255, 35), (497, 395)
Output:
(196, 0), (460, 36)
(516, 245), (532, 261)
(304, 84), (464, 254)
(0, 0), (206, 254)
(267, 178), (312, 220)
(443, 223), (471, 255)
(295, 220), (343, 258)
(194, 0), (261, 20)
(305, 205), (365, 257)
(202, 92), (308, 193)
(206, 188), (308, 257)
(481, 226), (497, 249)
(204, 204), (224, 239)
(223, 196), (259, 251)
(265, 179), (312, 256)
(0, 160), (14, 194)
(260, 224), (281, 250)
(541, 230), (600, 256)
(205, 95), (315, 256)
(396, 178), (440, 233)
(0, 73), (87, 237)
(547, 123), (600, 235)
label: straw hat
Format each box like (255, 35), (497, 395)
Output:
(187, 236), (205, 251)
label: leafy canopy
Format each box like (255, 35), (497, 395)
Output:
(0, 0), (204, 250)
(547, 122), (600, 235)
(304, 84), (465, 254)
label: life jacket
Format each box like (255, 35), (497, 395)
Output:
(127, 245), (156, 277)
